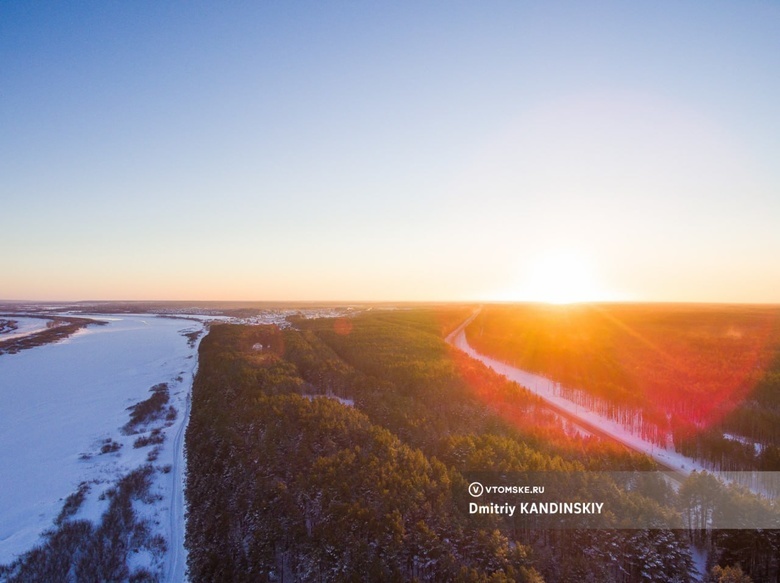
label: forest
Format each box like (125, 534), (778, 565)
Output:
(465, 304), (780, 473)
(184, 307), (779, 582)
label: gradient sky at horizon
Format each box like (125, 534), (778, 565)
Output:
(2, 1), (779, 302)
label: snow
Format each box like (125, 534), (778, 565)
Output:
(156, 308), (359, 329)
(0, 313), (203, 579)
(690, 544), (708, 582)
(232, 307), (358, 329)
(545, 409), (594, 438)
(447, 313), (780, 501)
(166, 379), (193, 582)
(446, 313), (708, 478)
(302, 393), (355, 407)
(0, 316), (53, 341)
(723, 432), (764, 454)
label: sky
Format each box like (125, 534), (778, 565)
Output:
(2, 1), (779, 303)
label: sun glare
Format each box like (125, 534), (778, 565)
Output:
(493, 251), (615, 304)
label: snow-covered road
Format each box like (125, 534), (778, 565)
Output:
(166, 372), (194, 582)
(445, 312), (706, 477)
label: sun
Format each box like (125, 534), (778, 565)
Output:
(492, 250), (616, 304)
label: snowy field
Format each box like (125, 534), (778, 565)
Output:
(0, 314), (204, 578)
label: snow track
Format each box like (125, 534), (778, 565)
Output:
(167, 388), (192, 582)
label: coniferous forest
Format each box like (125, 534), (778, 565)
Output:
(465, 305), (780, 473)
(185, 308), (780, 582)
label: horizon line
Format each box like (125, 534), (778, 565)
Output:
(2, 298), (780, 308)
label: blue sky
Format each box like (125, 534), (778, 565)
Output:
(2, 1), (779, 301)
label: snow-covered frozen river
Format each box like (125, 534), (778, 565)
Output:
(0, 316), (53, 341)
(0, 314), (203, 573)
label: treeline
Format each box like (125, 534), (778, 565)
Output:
(187, 309), (765, 582)
(465, 304), (780, 472)
(0, 316), (105, 355)
(0, 318), (19, 334)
